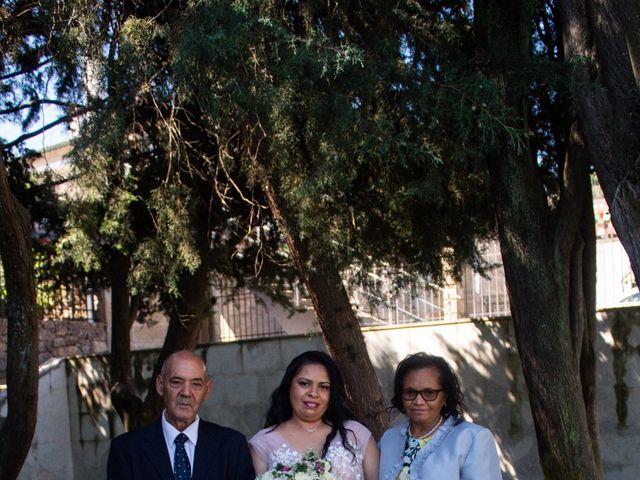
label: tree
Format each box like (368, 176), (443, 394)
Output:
(57, 0), (297, 429)
(174, 0), (496, 437)
(260, 178), (389, 438)
(558, 0), (640, 289)
(3, 2), (617, 476)
(0, 1), (94, 476)
(473, 0), (601, 476)
(175, 2), (607, 475)
(0, 0), (216, 437)
(0, 150), (39, 480)
(9, 0), (488, 442)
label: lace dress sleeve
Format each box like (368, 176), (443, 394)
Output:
(249, 428), (302, 470)
(248, 428), (271, 464)
(345, 420), (373, 456)
(323, 420), (373, 480)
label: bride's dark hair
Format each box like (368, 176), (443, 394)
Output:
(264, 350), (357, 459)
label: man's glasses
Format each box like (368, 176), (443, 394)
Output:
(401, 387), (444, 402)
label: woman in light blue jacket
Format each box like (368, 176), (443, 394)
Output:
(379, 353), (502, 480)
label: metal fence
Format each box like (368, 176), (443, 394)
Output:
(350, 244), (511, 326)
(37, 283), (100, 322)
(457, 237), (639, 317)
(0, 268), (100, 322)
(351, 273), (447, 326)
(596, 238), (638, 306)
(3, 236), (634, 342)
(210, 281), (286, 342)
(460, 241), (511, 319)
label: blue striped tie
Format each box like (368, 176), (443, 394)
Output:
(173, 433), (192, 480)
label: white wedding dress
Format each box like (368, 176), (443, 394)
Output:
(250, 420), (372, 480)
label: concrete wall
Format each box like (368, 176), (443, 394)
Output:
(1, 359), (75, 479)
(10, 310), (640, 479)
(0, 318), (108, 381)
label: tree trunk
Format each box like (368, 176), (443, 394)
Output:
(489, 120), (601, 480)
(140, 203), (211, 423)
(0, 155), (39, 480)
(474, 1), (601, 477)
(109, 250), (143, 431)
(106, 192), (212, 428)
(559, 0), (640, 288)
(262, 181), (389, 439)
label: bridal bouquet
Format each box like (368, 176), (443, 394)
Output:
(256, 450), (338, 480)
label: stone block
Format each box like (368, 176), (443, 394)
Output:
(278, 336), (325, 366)
(38, 353), (53, 366)
(627, 324), (640, 349)
(223, 373), (259, 405)
(55, 322), (69, 337)
(206, 374), (228, 406)
(235, 405), (265, 437)
(40, 328), (55, 342)
(241, 340), (283, 373)
(600, 430), (640, 467)
(623, 354), (640, 387)
(70, 438), (112, 479)
(257, 373), (281, 402)
(623, 385), (640, 426)
(206, 343), (244, 375)
(78, 412), (103, 442)
(598, 385), (619, 427)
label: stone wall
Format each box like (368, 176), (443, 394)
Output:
(10, 309), (640, 479)
(0, 318), (108, 381)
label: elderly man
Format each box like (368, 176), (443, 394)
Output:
(107, 350), (255, 479)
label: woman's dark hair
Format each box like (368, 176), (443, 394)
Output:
(264, 350), (356, 459)
(390, 352), (465, 421)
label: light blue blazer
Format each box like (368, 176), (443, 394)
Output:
(378, 417), (502, 480)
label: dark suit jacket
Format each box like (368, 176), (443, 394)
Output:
(106, 419), (255, 480)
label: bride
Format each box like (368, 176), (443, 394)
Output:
(249, 351), (379, 480)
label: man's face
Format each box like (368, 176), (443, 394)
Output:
(156, 352), (213, 431)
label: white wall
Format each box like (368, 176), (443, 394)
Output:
(12, 310), (640, 479)
(7, 359), (75, 480)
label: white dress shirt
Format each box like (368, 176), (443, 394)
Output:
(161, 410), (200, 475)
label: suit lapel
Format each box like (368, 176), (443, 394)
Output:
(141, 420), (174, 480)
(192, 421), (218, 480)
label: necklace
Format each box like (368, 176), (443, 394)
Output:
(295, 420), (322, 433)
(411, 415), (443, 439)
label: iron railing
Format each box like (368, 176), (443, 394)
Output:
(207, 236), (637, 341)
(351, 274), (446, 326)
(0, 268), (100, 322)
(460, 241), (511, 319)
(37, 283), (100, 322)
(210, 281), (286, 342)
(3, 236), (632, 342)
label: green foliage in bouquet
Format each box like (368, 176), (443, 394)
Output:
(256, 450), (338, 480)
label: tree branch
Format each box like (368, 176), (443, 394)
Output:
(553, 122), (590, 264)
(0, 99), (83, 116)
(0, 58), (52, 81)
(1, 108), (87, 150)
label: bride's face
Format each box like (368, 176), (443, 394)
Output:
(289, 363), (331, 424)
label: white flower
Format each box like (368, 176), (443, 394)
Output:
(256, 450), (339, 480)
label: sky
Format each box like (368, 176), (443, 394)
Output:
(1, 104), (71, 152)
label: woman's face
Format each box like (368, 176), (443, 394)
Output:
(401, 367), (448, 429)
(289, 363), (331, 424)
